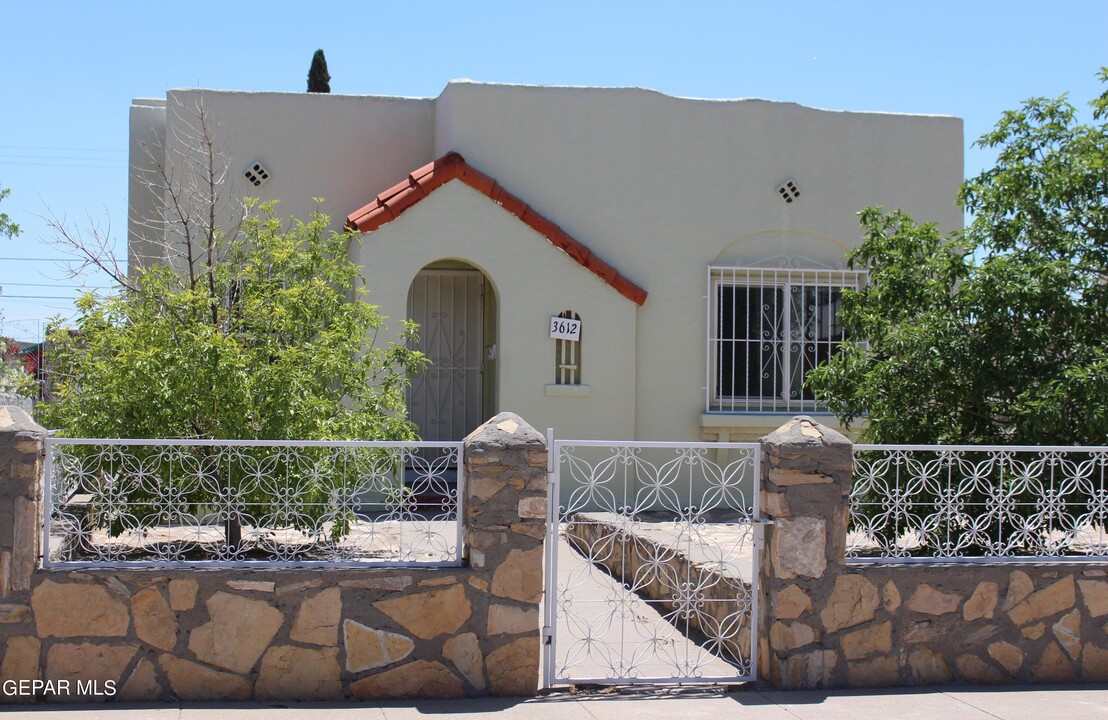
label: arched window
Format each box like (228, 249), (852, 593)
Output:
(554, 310), (581, 385)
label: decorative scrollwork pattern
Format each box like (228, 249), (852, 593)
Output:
(550, 441), (759, 683)
(848, 445), (1108, 561)
(45, 439), (463, 567)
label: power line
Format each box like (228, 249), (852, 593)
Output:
(0, 161), (126, 170)
(0, 144), (125, 153)
(0, 295), (86, 300)
(0, 259), (119, 266)
(0, 282), (109, 289)
(0, 152), (124, 159)
(0, 260), (121, 274)
(0, 302), (75, 310)
(0, 144), (127, 170)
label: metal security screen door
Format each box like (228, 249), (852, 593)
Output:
(407, 270), (485, 444)
(544, 437), (762, 687)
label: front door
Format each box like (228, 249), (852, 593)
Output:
(407, 269), (485, 443)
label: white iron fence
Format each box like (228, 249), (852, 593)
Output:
(44, 437), (464, 568)
(545, 438), (762, 686)
(848, 444), (1108, 562)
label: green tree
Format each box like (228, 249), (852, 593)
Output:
(308, 49), (331, 93)
(809, 72), (1108, 558)
(0, 183), (19, 239)
(0, 337), (34, 396)
(41, 201), (426, 548)
(40, 96), (430, 554)
(0, 183), (29, 395)
(41, 201), (424, 442)
(808, 71), (1108, 446)
(44, 96), (423, 446)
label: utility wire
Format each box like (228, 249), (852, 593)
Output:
(1, 161), (126, 169)
(0, 145), (126, 170)
(0, 144), (124, 153)
(1, 295), (85, 300)
(0, 282), (110, 289)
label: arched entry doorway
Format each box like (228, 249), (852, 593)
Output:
(406, 260), (497, 443)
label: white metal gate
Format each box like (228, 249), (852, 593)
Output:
(543, 434), (762, 687)
(407, 269), (484, 444)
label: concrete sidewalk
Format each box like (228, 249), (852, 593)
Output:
(2, 684), (1106, 719)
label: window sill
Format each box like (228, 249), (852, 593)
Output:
(699, 413), (859, 442)
(706, 407), (837, 416)
(545, 384), (592, 398)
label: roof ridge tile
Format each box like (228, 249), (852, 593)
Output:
(346, 153), (647, 306)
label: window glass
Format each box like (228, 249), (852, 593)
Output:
(709, 267), (863, 413)
(555, 310), (581, 385)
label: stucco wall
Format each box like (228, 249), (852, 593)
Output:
(128, 82), (963, 444)
(434, 82), (963, 441)
(128, 89), (435, 257)
(354, 181), (638, 441)
(127, 98), (167, 273)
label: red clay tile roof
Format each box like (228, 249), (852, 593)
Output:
(345, 152), (647, 306)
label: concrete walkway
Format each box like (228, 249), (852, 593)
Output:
(2, 684), (1106, 719)
(548, 535), (745, 682)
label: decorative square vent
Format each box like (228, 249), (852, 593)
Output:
(244, 162), (271, 188)
(775, 178), (800, 204)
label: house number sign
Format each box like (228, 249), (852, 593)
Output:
(549, 316), (581, 341)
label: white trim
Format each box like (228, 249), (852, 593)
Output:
(544, 384), (592, 398)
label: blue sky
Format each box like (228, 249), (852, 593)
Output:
(1, 1), (1106, 341)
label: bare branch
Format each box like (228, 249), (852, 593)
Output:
(40, 205), (134, 291)
(46, 89), (247, 326)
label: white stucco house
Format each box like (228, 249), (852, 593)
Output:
(127, 81), (963, 445)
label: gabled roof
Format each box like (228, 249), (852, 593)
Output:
(345, 152), (647, 306)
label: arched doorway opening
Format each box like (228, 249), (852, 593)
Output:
(406, 260), (498, 443)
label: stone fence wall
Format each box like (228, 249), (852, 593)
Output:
(0, 407), (547, 703)
(5, 407), (1108, 700)
(759, 416), (1108, 689)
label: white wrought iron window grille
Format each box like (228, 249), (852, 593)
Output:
(554, 310), (581, 385)
(706, 265), (866, 414)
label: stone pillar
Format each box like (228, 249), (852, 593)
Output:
(0, 406), (45, 598)
(758, 415), (852, 688)
(463, 412), (547, 696)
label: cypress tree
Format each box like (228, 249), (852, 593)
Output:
(308, 49), (331, 93)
